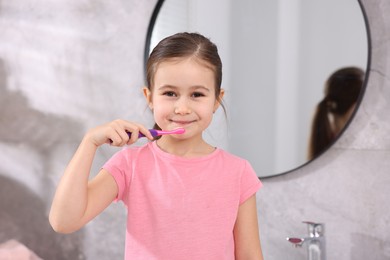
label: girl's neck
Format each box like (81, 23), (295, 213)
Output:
(155, 136), (215, 158)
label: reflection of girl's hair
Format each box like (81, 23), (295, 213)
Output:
(308, 66), (364, 160)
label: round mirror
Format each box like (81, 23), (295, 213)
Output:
(144, 0), (370, 178)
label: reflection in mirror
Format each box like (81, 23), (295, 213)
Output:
(146, 0), (369, 178)
(308, 66), (365, 160)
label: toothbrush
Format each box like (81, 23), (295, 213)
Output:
(128, 128), (185, 138)
(109, 128), (185, 144)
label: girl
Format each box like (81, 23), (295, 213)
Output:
(49, 32), (264, 260)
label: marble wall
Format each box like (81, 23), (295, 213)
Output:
(0, 0), (388, 259)
(0, 1), (156, 259)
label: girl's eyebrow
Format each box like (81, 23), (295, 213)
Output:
(157, 85), (176, 90)
(191, 86), (211, 92)
(157, 85), (211, 92)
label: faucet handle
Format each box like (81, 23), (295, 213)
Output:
(286, 237), (305, 247)
(302, 221), (324, 237)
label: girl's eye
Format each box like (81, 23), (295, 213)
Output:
(192, 92), (205, 98)
(163, 91), (176, 97)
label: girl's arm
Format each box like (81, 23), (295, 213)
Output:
(233, 194), (264, 260)
(49, 120), (153, 234)
(49, 137), (117, 234)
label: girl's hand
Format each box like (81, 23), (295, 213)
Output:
(85, 120), (154, 147)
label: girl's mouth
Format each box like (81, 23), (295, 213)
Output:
(170, 120), (195, 126)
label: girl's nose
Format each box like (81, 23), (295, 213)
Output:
(174, 98), (191, 114)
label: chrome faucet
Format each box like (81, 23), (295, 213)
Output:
(286, 221), (326, 260)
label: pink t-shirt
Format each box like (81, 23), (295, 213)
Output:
(103, 141), (262, 260)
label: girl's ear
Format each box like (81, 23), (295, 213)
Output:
(143, 87), (153, 110)
(214, 88), (225, 112)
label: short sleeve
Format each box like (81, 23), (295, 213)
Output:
(102, 149), (131, 203)
(239, 160), (263, 204)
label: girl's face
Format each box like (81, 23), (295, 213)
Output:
(144, 57), (224, 139)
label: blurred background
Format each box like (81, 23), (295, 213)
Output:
(1, 1), (389, 260)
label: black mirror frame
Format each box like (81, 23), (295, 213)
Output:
(143, 0), (165, 84)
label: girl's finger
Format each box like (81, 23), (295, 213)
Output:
(108, 133), (122, 146)
(115, 128), (131, 145)
(123, 122), (154, 141)
(107, 120), (130, 145)
(134, 124), (154, 140)
(109, 126), (128, 146)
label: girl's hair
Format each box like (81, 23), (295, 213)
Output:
(308, 66), (364, 159)
(145, 32), (225, 130)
